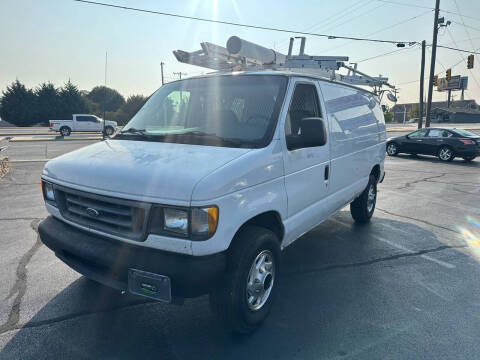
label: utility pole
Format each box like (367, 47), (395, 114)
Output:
(418, 40), (426, 129)
(447, 89), (452, 108)
(160, 62), (165, 85)
(425, 0), (440, 128)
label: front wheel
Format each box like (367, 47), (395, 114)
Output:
(438, 146), (454, 162)
(386, 142), (398, 156)
(210, 226), (280, 334)
(350, 175), (377, 223)
(463, 156), (476, 162)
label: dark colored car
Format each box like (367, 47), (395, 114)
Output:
(386, 127), (480, 162)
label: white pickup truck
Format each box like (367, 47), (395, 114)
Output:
(49, 114), (117, 136)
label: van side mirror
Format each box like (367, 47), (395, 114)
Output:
(299, 117), (327, 147)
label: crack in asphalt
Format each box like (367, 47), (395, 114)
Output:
(395, 173), (447, 190)
(283, 244), (467, 279)
(0, 299), (153, 335)
(0, 219), (43, 334)
(376, 208), (459, 234)
(0, 240), (467, 335)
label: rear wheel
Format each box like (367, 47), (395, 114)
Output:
(350, 175), (377, 223)
(463, 156), (476, 162)
(438, 146), (454, 162)
(386, 142), (398, 156)
(105, 126), (114, 137)
(210, 226), (280, 334)
(60, 126), (71, 136)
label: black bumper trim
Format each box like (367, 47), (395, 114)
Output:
(38, 216), (226, 298)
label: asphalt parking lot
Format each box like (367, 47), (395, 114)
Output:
(1, 138), (480, 359)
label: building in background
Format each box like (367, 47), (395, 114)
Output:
(392, 100), (480, 123)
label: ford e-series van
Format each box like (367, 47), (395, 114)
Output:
(38, 71), (386, 333)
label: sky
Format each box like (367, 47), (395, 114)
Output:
(1, 0), (480, 105)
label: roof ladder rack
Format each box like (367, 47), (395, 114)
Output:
(173, 36), (395, 91)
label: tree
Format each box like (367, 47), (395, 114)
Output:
(34, 82), (61, 125)
(58, 80), (90, 118)
(87, 86), (125, 112)
(0, 80), (36, 126)
(382, 104), (393, 123)
(114, 95), (148, 125)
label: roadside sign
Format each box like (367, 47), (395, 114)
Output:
(437, 75), (464, 91)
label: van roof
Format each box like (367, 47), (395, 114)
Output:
(169, 70), (378, 97)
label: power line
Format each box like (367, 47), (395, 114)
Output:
(376, 0), (432, 10)
(323, 9), (432, 53)
(357, 47), (411, 63)
(357, 45), (419, 63)
(275, 0), (374, 48)
(450, 21), (480, 34)
(452, 0), (476, 51)
(445, 28), (480, 89)
(436, 44), (480, 55)
(73, 0), (417, 45)
(376, 0), (480, 23)
(397, 45), (480, 85)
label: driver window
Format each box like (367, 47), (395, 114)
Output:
(285, 83), (322, 149)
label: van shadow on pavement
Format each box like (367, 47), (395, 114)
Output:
(1, 211), (476, 360)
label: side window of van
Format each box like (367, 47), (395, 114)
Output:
(285, 83), (323, 150)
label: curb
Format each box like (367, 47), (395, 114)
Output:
(10, 159), (50, 163)
(9, 136), (102, 142)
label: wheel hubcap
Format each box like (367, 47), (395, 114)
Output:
(439, 148), (452, 160)
(387, 144), (396, 155)
(246, 250), (275, 311)
(367, 184), (376, 213)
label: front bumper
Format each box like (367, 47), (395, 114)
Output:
(38, 216), (226, 299)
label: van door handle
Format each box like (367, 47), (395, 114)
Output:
(324, 165), (329, 182)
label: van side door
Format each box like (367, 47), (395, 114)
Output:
(280, 79), (331, 247)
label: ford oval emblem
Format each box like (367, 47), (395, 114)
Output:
(86, 207), (100, 217)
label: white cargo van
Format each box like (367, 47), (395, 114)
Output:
(38, 38), (388, 333)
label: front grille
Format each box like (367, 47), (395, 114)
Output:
(54, 185), (151, 241)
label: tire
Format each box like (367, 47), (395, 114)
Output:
(386, 142), (398, 156)
(105, 126), (114, 137)
(60, 126), (71, 136)
(350, 175), (377, 224)
(210, 226), (280, 334)
(438, 146), (454, 162)
(463, 156), (476, 162)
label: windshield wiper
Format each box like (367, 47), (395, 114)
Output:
(120, 127), (148, 135)
(175, 131), (251, 147)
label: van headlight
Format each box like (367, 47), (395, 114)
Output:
(149, 206), (218, 240)
(41, 180), (56, 204)
(164, 208), (189, 235)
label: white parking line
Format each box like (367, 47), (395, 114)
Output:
(372, 235), (455, 269)
(330, 217), (455, 268)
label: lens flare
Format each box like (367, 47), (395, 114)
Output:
(458, 216), (480, 261)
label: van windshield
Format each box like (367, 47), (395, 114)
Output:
(118, 75), (288, 148)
